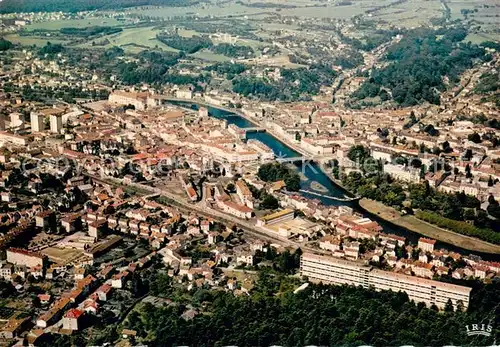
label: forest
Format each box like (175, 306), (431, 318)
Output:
(474, 72), (499, 94)
(0, 38), (13, 51)
(115, 50), (207, 87)
(38, 42), (65, 56)
(211, 43), (255, 58)
(80, 273), (499, 347)
(204, 62), (248, 79)
(232, 64), (337, 101)
(474, 71), (500, 106)
(156, 33), (213, 54)
(59, 26), (122, 38)
(258, 162), (301, 191)
(0, 0), (198, 13)
(353, 27), (489, 106)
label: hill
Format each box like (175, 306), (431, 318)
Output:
(0, 0), (199, 13)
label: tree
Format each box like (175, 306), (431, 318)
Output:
(419, 142), (426, 153)
(463, 149), (473, 160)
(463, 208), (475, 220)
(488, 176), (494, 187)
(0, 38), (13, 51)
(487, 198), (500, 219)
(347, 145), (370, 166)
(261, 194), (279, 210)
(468, 132), (482, 143)
(257, 163), (301, 192)
(353, 27), (488, 106)
(442, 141), (452, 153)
(444, 299), (454, 312)
(226, 183), (236, 193)
(465, 164), (473, 179)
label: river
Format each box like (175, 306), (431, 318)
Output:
(168, 100), (496, 259)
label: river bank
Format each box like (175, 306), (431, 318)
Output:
(166, 99), (499, 258)
(359, 198), (500, 255)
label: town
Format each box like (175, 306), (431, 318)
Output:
(0, 0), (499, 345)
(0, 82), (498, 344)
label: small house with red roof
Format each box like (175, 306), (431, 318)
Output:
(62, 309), (84, 331)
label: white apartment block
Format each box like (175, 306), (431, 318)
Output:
(384, 164), (421, 183)
(300, 253), (471, 310)
(6, 248), (45, 268)
(418, 238), (436, 253)
(108, 91), (146, 111)
(300, 138), (334, 155)
(9, 113), (24, 129)
(176, 89), (193, 100)
(0, 132), (27, 146)
(371, 148), (393, 162)
(236, 180), (253, 209)
(50, 114), (62, 134)
(30, 112), (45, 132)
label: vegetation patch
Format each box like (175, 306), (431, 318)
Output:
(0, 0), (199, 13)
(211, 43), (255, 58)
(60, 26), (123, 38)
(352, 27), (489, 106)
(0, 38), (13, 51)
(258, 162), (301, 192)
(156, 33), (213, 54)
(416, 210), (500, 245)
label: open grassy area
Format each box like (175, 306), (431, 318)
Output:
(76, 26), (179, 52)
(359, 198), (500, 254)
(448, 0), (499, 41)
(359, 198), (401, 221)
(26, 18), (124, 31)
(370, 0), (443, 28)
(4, 34), (67, 46)
(41, 247), (84, 265)
(190, 49), (232, 62)
(113, 0), (372, 20)
(395, 215), (500, 254)
(465, 32), (499, 44)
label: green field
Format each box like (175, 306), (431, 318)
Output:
(4, 34), (67, 46)
(190, 49), (232, 62)
(359, 198), (500, 255)
(5, 0), (498, 53)
(109, 0), (372, 19)
(447, 0), (499, 41)
(370, 0), (444, 28)
(77, 26), (179, 52)
(465, 32), (499, 44)
(26, 17), (125, 31)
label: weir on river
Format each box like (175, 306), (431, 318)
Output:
(299, 189), (361, 202)
(166, 99), (496, 260)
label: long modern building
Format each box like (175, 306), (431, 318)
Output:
(256, 208), (294, 227)
(300, 253), (471, 310)
(6, 248), (46, 268)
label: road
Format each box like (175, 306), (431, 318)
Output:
(86, 173), (329, 256)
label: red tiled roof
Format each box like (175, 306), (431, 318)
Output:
(418, 237), (436, 245)
(65, 308), (83, 319)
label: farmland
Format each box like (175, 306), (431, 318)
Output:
(2, 0), (496, 56)
(25, 17), (125, 31)
(77, 26), (179, 52)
